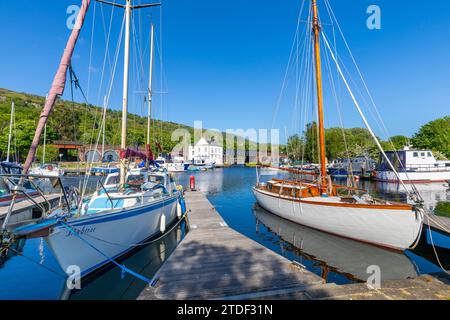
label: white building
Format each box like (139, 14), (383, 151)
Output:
(188, 137), (224, 167)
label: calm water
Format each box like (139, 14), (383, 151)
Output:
(0, 168), (448, 299)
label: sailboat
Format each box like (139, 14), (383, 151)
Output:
(2, 0), (185, 278)
(30, 124), (65, 177)
(253, 0), (423, 251)
(0, 101), (39, 206)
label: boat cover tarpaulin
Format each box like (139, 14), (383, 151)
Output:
(120, 145), (154, 160)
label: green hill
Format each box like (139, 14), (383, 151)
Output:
(0, 88), (275, 162)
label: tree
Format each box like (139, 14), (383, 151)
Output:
(411, 116), (450, 159)
(304, 122), (319, 163)
(387, 135), (410, 150)
(286, 134), (303, 162)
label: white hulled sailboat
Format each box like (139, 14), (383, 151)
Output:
(253, 0), (423, 251)
(2, 0), (185, 278)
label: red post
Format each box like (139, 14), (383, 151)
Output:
(189, 175), (196, 191)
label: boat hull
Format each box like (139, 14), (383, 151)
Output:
(374, 170), (450, 183)
(253, 188), (422, 250)
(45, 195), (179, 277)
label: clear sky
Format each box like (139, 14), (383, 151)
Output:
(0, 0), (449, 143)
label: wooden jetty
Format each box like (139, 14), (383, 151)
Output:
(138, 191), (450, 300)
(0, 193), (62, 225)
(138, 191), (325, 300)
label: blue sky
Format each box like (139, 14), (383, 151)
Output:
(0, 0), (449, 143)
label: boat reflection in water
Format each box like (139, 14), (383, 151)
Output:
(0, 239), (26, 269)
(364, 181), (450, 213)
(253, 204), (419, 283)
(65, 220), (185, 300)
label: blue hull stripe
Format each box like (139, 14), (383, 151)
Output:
(67, 196), (178, 227)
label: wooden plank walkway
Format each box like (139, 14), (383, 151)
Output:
(138, 191), (325, 300)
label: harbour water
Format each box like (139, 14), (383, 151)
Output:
(0, 167), (448, 299)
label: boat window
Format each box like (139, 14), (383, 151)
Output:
(420, 152), (425, 157)
(413, 152), (418, 157)
(126, 174), (146, 185)
(427, 152), (432, 157)
(149, 175), (165, 185)
(105, 175), (119, 185)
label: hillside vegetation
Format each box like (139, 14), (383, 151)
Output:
(0, 88), (273, 162)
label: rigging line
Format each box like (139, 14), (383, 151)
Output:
(96, 0), (117, 107)
(132, 13), (147, 89)
(324, 0), (411, 178)
(299, 7), (312, 134)
(323, 0), (386, 135)
(292, 23), (309, 133)
(69, 211), (187, 248)
(321, 31), (414, 197)
(271, 0), (307, 130)
(426, 222), (450, 275)
(7, 246), (67, 279)
(320, 20), (421, 198)
(86, 0), (97, 101)
(81, 13), (126, 195)
(59, 221), (152, 284)
(84, 15), (124, 181)
(301, 14), (313, 168)
(321, 33), (354, 186)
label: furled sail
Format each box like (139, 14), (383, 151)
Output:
(23, 0), (91, 173)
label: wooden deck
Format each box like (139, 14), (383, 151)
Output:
(424, 213), (450, 236)
(137, 191), (325, 300)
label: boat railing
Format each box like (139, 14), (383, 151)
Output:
(402, 163), (450, 172)
(0, 174), (72, 231)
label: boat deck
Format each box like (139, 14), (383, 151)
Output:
(0, 193), (62, 225)
(137, 191), (325, 300)
(424, 214), (450, 236)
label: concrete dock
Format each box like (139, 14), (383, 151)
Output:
(138, 191), (450, 300)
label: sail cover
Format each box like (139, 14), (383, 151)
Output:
(23, 0), (91, 173)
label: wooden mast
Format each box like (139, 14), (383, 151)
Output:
(311, 0), (327, 193)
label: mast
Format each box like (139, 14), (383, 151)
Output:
(96, 0), (160, 185)
(147, 23), (155, 146)
(6, 101), (14, 163)
(119, 0), (132, 185)
(311, 0), (327, 193)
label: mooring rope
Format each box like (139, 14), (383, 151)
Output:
(58, 220), (152, 284)
(65, 211), (187, 248)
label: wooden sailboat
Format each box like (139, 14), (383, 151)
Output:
(253, 0), (423, 251)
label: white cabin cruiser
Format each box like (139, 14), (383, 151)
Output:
(30, 163), (65, 177)
(374, 149), (450, 183)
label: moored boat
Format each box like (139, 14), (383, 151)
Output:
(1, 0), (186, 280)
(374, 148), (450, 183)
(253, 0), (424, 251)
